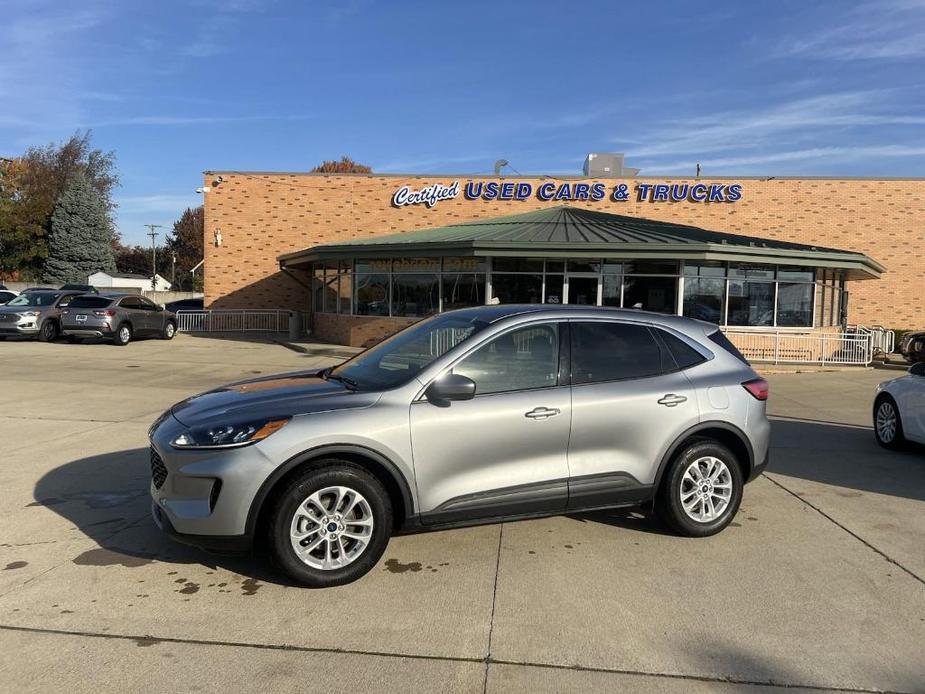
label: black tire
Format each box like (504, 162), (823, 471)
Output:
(162, 320), (176, 340)
(38, 319), (58, 342)
(656, 440), (743, 537)
(873, 395), (905, 450)
(267, 461), (392, 588)
(113, 322), (132, 346)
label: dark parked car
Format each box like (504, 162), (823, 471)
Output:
(60, 284), (98, 294)
(0, 290), (82, 341)
(165, 298), (204, 312)
(900, 331), (925, 363)
(61, 294), (177, 346)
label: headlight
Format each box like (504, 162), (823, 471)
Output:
(170, 418), (290, 449)
(19, 311), (40, 318)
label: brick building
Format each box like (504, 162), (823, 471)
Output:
(202, 170), (922, 347)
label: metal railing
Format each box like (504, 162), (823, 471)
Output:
(176, 310), (293, 333)
(848, 325), (895, 356)
(723, 330), (873, 365)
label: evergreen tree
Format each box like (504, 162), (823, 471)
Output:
(43, 172), (116, 283)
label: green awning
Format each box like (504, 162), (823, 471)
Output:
(279, 206), (884, 279)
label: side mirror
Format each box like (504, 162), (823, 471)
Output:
(425, 373), (476, 403)
(157, 304), (165, 311)
(910, 362), (925, 377)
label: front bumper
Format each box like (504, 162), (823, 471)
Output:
(148, 412), (278, 543)
(151, 502), (252, 553)
(0, 323), (39, 335)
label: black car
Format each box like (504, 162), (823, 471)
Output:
(164, 298), (203, 312)
(900, 330), (925, 363)
(60, 284), (99, 294)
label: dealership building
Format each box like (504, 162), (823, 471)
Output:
(202, 157), (921, 347)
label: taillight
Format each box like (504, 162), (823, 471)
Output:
(93, 309), (115, 317)
(742, 378), (769, 401)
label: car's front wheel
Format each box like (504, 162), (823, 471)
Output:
(267, 462), (392, 587)
(162, 321), (176, 340)
(38, 320), (58, 342)
(874, 396), (905, 450)
(656, 440), (743, 537)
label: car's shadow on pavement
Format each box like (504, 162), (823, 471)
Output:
(768, 417), (925, 502)
(32, 447), (300, 586)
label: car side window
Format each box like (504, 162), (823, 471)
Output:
(571, 321), (663, 384)
(654, 328), (707, 370)
(139, 298), (156, 310)
(57, 294), (75, 307)
(453, 323), (559, 395)
(120, 297), (140, 310)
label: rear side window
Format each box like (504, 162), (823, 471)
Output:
(571, 322), (662, 384)
(68, 296), (113, 309)
(656, 329), (708, 370)
(708, 330), (750, 365)
(120, 297), (141, 309)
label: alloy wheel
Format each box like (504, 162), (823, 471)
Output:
(679, 456), (733, 523)
(289, 485), (374, 571)
(876, 401), (897, 443)
(119, 326), (131, 343)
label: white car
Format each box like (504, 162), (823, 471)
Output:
(0, 289), (19, 305)
(874, 362), (925, 449)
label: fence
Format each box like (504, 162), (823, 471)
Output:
(724, 330), (873, 365)
(176, 310), (298, 333)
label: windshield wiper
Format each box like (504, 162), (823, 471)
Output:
(321, 368), (358, 390)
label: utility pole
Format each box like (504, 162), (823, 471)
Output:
(171, 252), (177, 287)
(145, 224), (164, 291)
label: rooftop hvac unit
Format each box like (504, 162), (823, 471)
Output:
(583, 153), (640, 178)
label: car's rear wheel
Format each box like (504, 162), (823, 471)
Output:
(267, 462), (392, 587)
(162, 321), (176, 340)
(38, 320), (58, 342)
(113, 323), (132, 346)
(656, 440), (743, 537)
(874, 396), (905, 450)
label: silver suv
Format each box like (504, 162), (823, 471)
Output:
(149, 306), (770, 587)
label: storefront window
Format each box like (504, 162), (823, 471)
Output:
(727, 281), (774, 326)
(684, 261), (726, 277)
(323, 265), (339, 313)
(492, 258), (544, 273)
(602, 274), (621, 307)
(355, 273), (390, 316)
(544, 274), (564, 304)
(443, 257), (487, 273)
(338, 262), (353, 314)
(442, 273), (485, 311)
(567, 259), (601, 273)
(776, 283), (813, 327)
(392, 274), (439, 317)
(777, 266), (814, 282)
(683, 278), (725, 323)
(623, 275), (677, 314)
(729, 263), (774, 280)
(623, 261), (678, 275)
(491, 274), (543, 304)
(394, 257), (440, 273)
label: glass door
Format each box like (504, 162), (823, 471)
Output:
(566, 276), (599, 305)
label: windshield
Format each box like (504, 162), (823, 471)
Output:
(330, 313), (490, 390)
(6, 292), (59, 307)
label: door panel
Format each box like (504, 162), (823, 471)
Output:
(411, 387), (571, 521)
(566, 321), (700, 508)
(901, 378), (925, 443)
(410, 321), (571, 522)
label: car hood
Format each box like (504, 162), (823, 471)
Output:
(170, 369), (380, 427)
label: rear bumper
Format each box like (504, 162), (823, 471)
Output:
(151, 501), (253, 553)
(62, 327), (115, 337)
(749, 449), (769, 481)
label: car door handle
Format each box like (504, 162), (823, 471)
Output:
(525, 407), (561, 420)
(657, 394), (688, 407)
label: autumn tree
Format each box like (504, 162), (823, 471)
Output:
(0, 131), (119, 280)
(164, 206), (204, 289)
(43, 172), (116, 283)
(310, 156), (372, 174)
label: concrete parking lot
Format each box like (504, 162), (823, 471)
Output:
(0, 334), (922, 693)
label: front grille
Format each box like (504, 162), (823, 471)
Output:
(150, 448), (168, 489)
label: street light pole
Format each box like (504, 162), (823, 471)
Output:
(145, 224), (164, 291)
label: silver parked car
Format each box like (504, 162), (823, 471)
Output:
(0, 289), (82, 341)
(149, 305), (770, 587)
(61, 293), (177, 345)
(873, 361), (925, 449)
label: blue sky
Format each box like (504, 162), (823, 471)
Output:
(3, 0), (924, 244)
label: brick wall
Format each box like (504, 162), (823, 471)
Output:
(204, 173), (924, 338)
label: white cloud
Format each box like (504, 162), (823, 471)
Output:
(776, 0), (925, 60)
